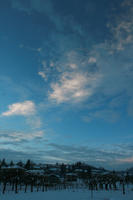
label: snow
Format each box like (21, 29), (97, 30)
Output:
(1, 188), (133, 200)
(1, 165), (25, 169)
(27, 169), (44, 175)
(66, 172), (77, 176)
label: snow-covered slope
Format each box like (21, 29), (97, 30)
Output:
(1, 189), (133, 200)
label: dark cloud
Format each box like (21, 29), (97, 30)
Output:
(47, 143), (133, 169)
(0, 141), (133, 169)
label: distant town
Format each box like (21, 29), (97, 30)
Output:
(0, 159), (133, 194)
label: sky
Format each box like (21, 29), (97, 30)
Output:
(0, 0), (133, 170)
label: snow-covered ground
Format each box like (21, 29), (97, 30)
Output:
(1, 189), (133, 200)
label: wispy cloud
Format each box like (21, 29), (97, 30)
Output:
(11, 0), (85, 37)
(1, 101), (36, 116)
(26, 116), (42, 129)
(107, 0), (133, 51)
(83, 109), (120, 123)
(0, 129), (44, 144)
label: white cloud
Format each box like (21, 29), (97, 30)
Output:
(38, 71), (47, 80)
(116, 157), (133, 164)
(50, 61), (54, 67)
(88, 57), (97, 64)
(69, 63), (77, 69)
(2, 101), (36, 117)
(49, 72), (101, 103)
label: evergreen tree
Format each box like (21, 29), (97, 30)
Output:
(10, 160), (14, 167)
(17, 161), (23, 167)
(25, 159), (33, 170)
(61, 163), (66, 176)
(1, 158), (7, 167)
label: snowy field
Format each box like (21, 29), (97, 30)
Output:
(1, 189), (133, 200)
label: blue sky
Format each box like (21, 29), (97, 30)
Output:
(0, 0), (133, 169)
